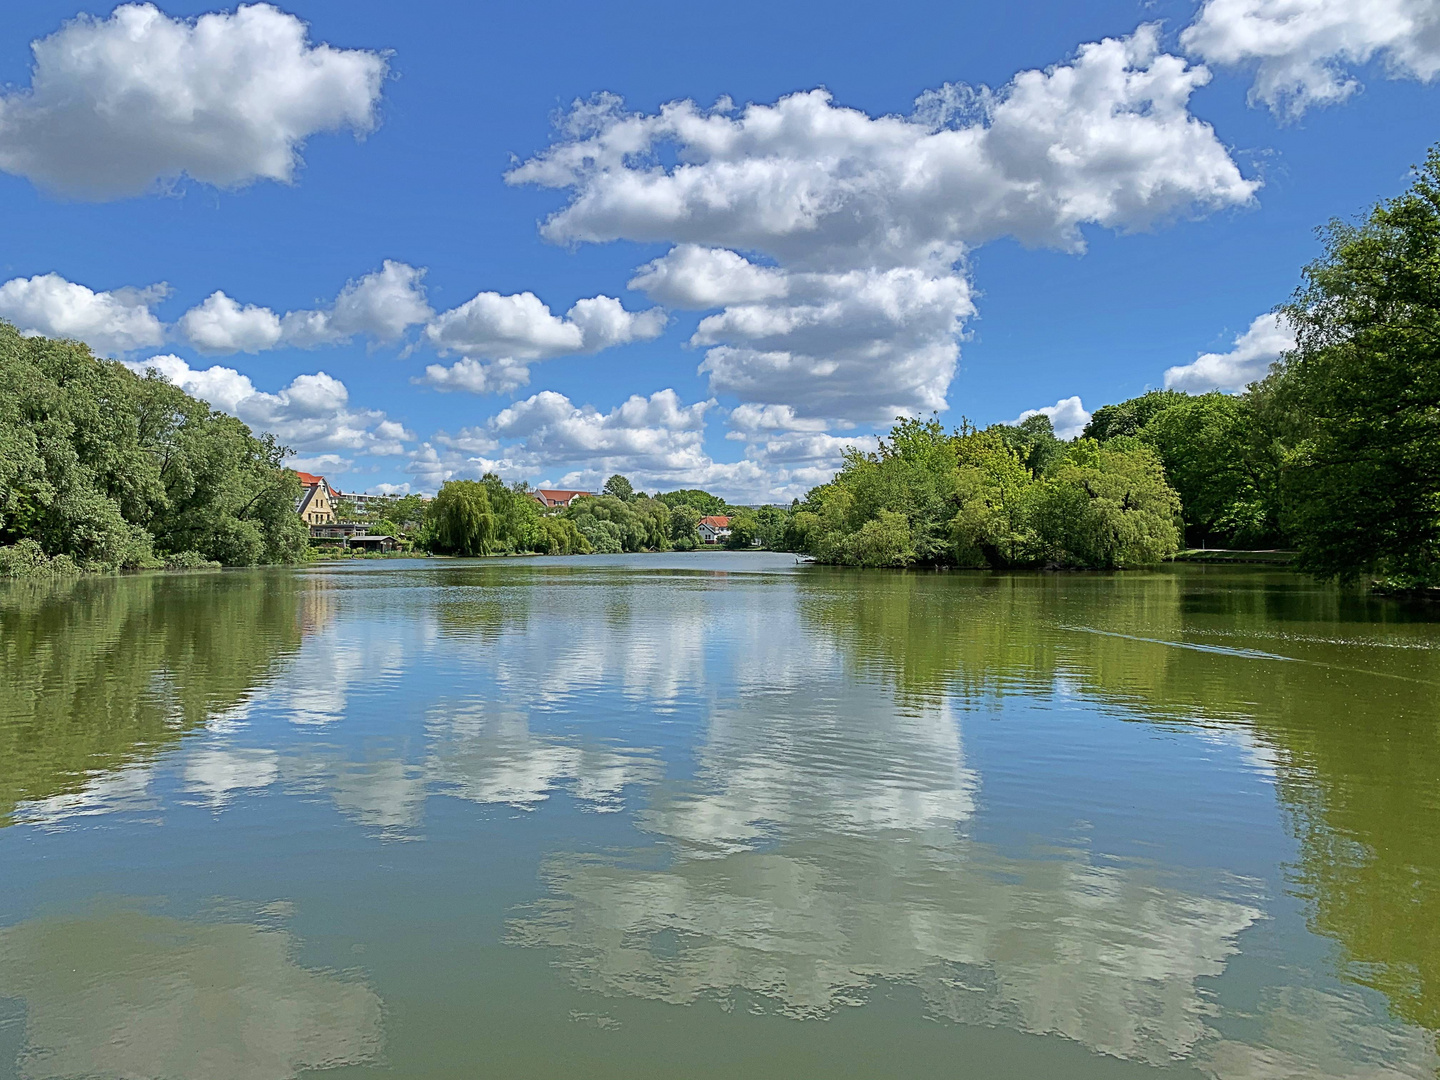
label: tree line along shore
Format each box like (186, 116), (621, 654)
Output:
(4, 148), (1439, 592)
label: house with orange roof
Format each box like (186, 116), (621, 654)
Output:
(697, 515), (731, 544)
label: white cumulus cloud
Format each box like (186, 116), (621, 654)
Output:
(0, 3), (388, 199)
(126, 353), (412, 455)
(1164, 312), (1295, 392)
(177, 261), (431, 354)
(1012, 395), (1092, 439)
(1181, 0), (1440, 116)
(178, 291), (283, 354)
(510, 27), (1257, 427)
(418, 357), (531, 395)
(281, 261), (433, 347)
(419, 290), (664, 395)
(0, 273), (167, 354)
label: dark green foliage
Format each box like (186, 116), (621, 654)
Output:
(602, 474), (635, 501)
(655, 488), (730, 516)
(0, 322), (307, 571)
(1267, 147), (1440, 588)
(1082, 390), (1189, 441)
(667, 503), (702, 550)
(994, 413), (1065, 475)
(1138, 393), (1280, 547)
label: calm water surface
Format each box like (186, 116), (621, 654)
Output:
(1, 553), (1437, 1078)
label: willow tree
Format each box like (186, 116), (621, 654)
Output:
(426, 480), (498, 556)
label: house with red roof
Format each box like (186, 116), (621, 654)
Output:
(295, 471), (337, 526)
(531, 488), (593, 508)
(698, 515), (731, 544)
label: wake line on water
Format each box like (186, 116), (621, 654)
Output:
(1057, 626), (1440, 686)
(1056, 626), (1297, 661)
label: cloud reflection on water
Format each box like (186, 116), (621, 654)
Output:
(0, 908), (382, 1080)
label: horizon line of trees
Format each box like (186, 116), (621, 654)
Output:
(9, 146), (1439, 589)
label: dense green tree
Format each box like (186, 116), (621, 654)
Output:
(655, 488), (730, 516)
(602, 474), (635, 501)
(564, 493), (671, 552)
(1081, 390), (1188, 442)
(425, 480), (498, 556)
(1029, 441), (1182, 568)
(1137, 393), (1279, 546)
(668, 503), (702, 550)
(724, 509), (759, 549)
(753, 505), (788, 549)
(993, 414), (1065, 475)
(1268, 146), (1440, 588)
(798, 418), (1181, 570)
(950, 429), (1036, 567)
(0, 323), (307, 570)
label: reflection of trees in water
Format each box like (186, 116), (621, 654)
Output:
(0, 573), (306, 824)
(505, 567), (1438, 1075)
(507, 592), (1265, 1067)
(0, 906), (381, 1080)
(799, 568), (1440, 1055)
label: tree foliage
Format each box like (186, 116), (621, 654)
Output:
(564, 493), (672, 552)
(422, 476), (588, 556)
(1268, 147), (1440, 588)
(794, 417), (1181, 569)
(1, 322), (307, 571)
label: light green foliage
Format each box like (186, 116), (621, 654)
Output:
(797, 417), (1180, 569)
(950, 429), (1036, 567)
(1029, 441), (1182, 568)
(802, 417), (962, 567)
(0, 539), (82, 579)
(0, 322), (307, 569)
(421, 475), (588, 557)
(533, 515), (590, 555)
(563, 494), (672, 553)
(425, 480), (499, 556)
(843, 509), (915, 566)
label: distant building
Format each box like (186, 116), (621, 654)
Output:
(698, 515), (732, 544)
(333, 489), (401, 515)
(295, 471), (338, 525)
(532, 488), (593, 508)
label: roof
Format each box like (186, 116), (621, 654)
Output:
(295, 471), (326, 488)
(535, 488), (592, 500)
(699, 515), (731, 528)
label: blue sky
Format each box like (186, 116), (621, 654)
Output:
(1, 0), (1437, 499)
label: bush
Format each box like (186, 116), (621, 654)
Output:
(0, 540), (82, 579)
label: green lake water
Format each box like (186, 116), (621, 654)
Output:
(1, 553), (1437, 1078)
